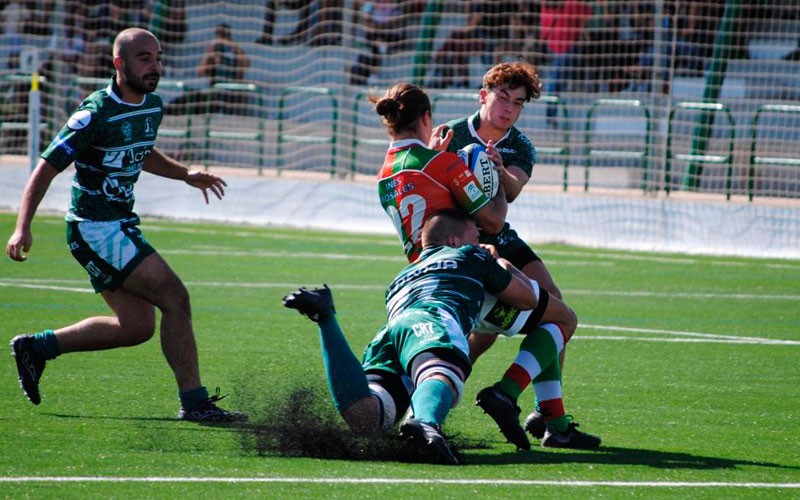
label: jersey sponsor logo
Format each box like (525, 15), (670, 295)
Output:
(103, 175), (135, 200)
(412, 322), (435, 337)
(379, 179), (415, 203)
(464, 181), (483, 202)
(67, 110), (92, 130)
(483, 301), (522, 330)
(392, 258), (459, 289)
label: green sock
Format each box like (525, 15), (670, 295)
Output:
(33, 330), (60, 360)
(317, 315), (370, 412)
(548, 415), (569, 432)
(410, 378), (453, 427)
(179, 386), (209, 410)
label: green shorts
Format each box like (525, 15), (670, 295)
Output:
(361, 308), (472, 378)
(67, 220), (155, 292)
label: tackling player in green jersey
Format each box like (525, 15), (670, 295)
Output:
(7, 28), (245, 422)
(284, 210), (538, 464)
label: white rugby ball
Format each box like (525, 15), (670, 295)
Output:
(457, 143), (499, 199)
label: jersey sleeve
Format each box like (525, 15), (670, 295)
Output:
(41, 102), (102, 172)
(434, 152), (492, 215)
(507, 129), (536, 178)
(465, 245), (513, 294)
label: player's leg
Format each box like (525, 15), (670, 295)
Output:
(476, 322), (564, 450)
(11, 220), (157, 405)
(283, 285), (376, 433)
(527, 363), (601, 449)
(400, 349), (467, 465)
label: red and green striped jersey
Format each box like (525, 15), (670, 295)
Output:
(377, 139), (490, 261)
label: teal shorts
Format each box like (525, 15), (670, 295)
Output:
(361, 308), (471, 378)
(66, 220), (155, 292)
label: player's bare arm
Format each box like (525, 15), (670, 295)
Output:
(473, 182), (507, 235)
(143, 148), (227, 203)
(495, 258), (538, 311)
(6, 160), (60, 262)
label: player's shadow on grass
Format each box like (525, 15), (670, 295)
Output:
(46, 412), (250, 432)
(462, 444), (799, 471)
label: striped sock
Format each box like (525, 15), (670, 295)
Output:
(497, 323), (564, 401)
(533, 363), (569, 432)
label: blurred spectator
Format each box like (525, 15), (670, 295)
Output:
(430, 0), (519, 89)
(540, 0), (592, 124)
(348, 0), (409, 85)
(82, 0), (138, 78)
(256, 0), (343, 46)
(499, 1), (546, 66)
(1, 0), (32, 70)
(46, 5), (85, 77)
(198, 23), (250, 86)
(150, 0), (187, 75)
(198, 23), (251, 114)
(22, 1), (56, 38)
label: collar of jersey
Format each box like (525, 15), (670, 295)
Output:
(389, 138), (427, 150)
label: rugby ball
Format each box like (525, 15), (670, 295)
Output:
(457, 143), (499, 199)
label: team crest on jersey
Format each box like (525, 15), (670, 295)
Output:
(464, 181), (483, 202)
(121, 122), (133, 142)
(144, 117), (155, 137)
(67, 109), (92, 130)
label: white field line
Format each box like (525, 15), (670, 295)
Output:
(2, 279), (797, 346)
(3, 278), (798, 302)
(0, 477), (798, 488)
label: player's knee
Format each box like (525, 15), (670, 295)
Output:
(561, 306), (578, 341)
(341, 395), (384, 436)
(361, 372), (412, 434)
(117, 309), (156, 346)
(411, 357), (465, 408)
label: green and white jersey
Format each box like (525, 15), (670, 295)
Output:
(42, 79), (163, 223)
(445, 112), (537, 178)
(385, 244), (513, 336)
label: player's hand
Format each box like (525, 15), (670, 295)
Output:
(6, 229), (32, 262)
(185, 170), (227, 204)
(486, 140), (511, 187)
(429, 124), (452, 151)
(480, 243), (499, 259)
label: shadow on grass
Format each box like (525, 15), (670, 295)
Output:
(235, 384), (800, 471)
(462, 445), (799, 471)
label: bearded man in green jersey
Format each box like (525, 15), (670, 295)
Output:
(7, 28), (245, 422)
(284, 210), (539, 464)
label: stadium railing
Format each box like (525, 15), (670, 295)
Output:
(666, 101), (735, 199)
(583, 98), (652, 192)
(0, 74), (50, 157)
(350, 91), (389, 178)
(203, 82), (265, 173)
(748, 104), (800, 201)
(276, 86), (338, 177)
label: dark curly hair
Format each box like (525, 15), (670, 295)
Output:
(482, 61), (542, 102)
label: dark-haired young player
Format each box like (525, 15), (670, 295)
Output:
(445, 61), (600, 449)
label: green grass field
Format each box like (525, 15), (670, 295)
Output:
(1, 213), (798, 499)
